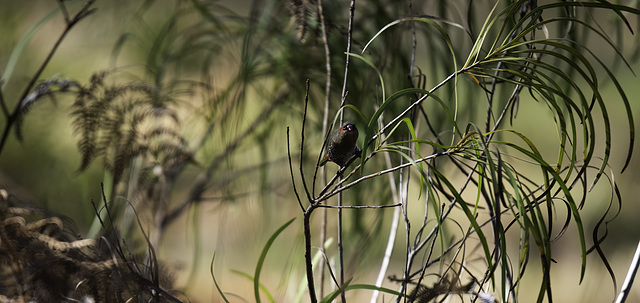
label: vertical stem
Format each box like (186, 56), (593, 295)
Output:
(337, 1), (356, 301)
(369, 148), (401, 303)
(319, 191), (328, 297)
(304, 208), (318, 303)
(318, 0), (332, 295)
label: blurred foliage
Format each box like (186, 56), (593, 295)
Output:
(1, 0), (640, 302)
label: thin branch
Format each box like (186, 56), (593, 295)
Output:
(317, 0), (332, 295)
(339, 0), (356, 108)
(0, 86), (8, 118)
(367, 69), (463, 147)
(315, 150), (371, 203)
(317, 203), (401, 209)
(316, 151), (452, 203)
(337, 2), (356, 301)
(57, 0), (71, 23)
(299, 80), (313, 204)
(294, 81), (319, 303)
(288, 127), (305, 212)
(303, 207), (319, 303)
(0, 0), (97, 155)
(316, 246), (340, 289)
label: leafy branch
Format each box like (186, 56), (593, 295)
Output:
(288, 1), (639, 302)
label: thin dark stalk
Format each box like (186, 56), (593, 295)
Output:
(287, 127), (305, 212)
(303, 207), (318, 303)
(300, 80), (314, 204)
(291, 84), (318, 302)
(336, 191), (345, 303)
(339, 0), (355, 107)
(0, 0), (96, 155)
(398, 3), (420, 297)
(337, 1), (356, 301)
(318, 203), (401, 209)
(318, 0), (332, 295)
(0, 87), (8, 118)
(318, 245), (340, 288)
(399, 166), (410, 303)
(318, 183), (328, 297)
(368, 69), (463, 146)
(57, 0), (70, 22)
(316, 151), (450, 202)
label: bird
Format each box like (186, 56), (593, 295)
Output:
(320, 121), (362, 168)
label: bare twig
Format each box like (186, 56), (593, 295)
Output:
(316, 151), (454, 203)
(368, 70), (462, 148)
(336, 1), (357, 301)
(303, 207), (319, 303)
(57, 0), (71, 23)
(0, 0), (97, 155)
(317, 203), (401, 209)
(0, 85), (8, 118)
(299, 80), (314, 204)
(295, 82), (318, 303)
(288, 127), (305, 212)
(316, 245), (340, 289)
(317, 0), (332, 295)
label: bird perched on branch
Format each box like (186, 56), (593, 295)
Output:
(320, 121), (362, 168)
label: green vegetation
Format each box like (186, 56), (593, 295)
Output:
(1, 0), (640, 302)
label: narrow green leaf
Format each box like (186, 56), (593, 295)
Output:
(2, 6), (60, 89)
(254, 217), (296, 303)
(318, 278), (351, 303)
(231, 270), (275, 303)
(210, 252), (230, 303)
(319, 283), (403, 303)
(360, 88), (453, 171)
(345, 52), (386, 101)
(496, 137), (587, 282)
(428, 164), (495, 286)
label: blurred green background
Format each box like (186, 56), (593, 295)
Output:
(2, 1), (640, 302)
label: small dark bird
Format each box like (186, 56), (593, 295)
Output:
(320, 121), (362, 168)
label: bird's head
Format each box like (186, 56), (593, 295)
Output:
(341, 121), (357, 133)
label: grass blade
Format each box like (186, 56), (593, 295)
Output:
(210, 252), (230, 303)
(254, 217), (296, 303)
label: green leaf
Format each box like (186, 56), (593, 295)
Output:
(319, 282), (403, 303)
(318, 278), (351, 303)
(231, 270), (275, 303)
(346, 52), (386, 101)
(254, 217), (296, 303)
(360, 88), (452, 170)
(2, 6), (60, 89)
(210, 252), (230, 303)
